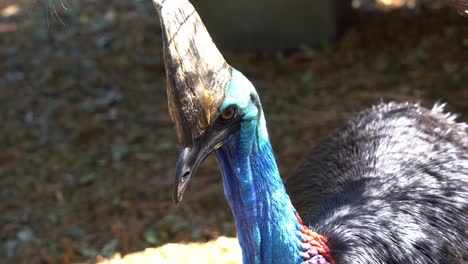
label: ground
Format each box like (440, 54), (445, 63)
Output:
(0, 1), (467, 263)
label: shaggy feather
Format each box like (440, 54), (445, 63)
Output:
(286, 102), (468, 264)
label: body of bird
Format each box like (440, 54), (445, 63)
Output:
(152, 0), (468, 263)
(286, 102), (468, 263)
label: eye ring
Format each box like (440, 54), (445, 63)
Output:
(220, 106), (236, 121)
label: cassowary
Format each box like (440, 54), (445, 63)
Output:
(152, 0), (468, 263)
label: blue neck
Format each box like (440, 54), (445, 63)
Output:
(215, 116), (304, 264)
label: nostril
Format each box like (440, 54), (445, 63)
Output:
(180, 171), (190, 183)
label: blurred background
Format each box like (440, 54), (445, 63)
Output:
(0, 0), (467, 263)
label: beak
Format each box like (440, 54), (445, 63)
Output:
(173, 118), (242, 203)
(174, 144), (210, 203)
(173, 133), (220, 203)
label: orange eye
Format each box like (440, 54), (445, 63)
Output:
(221, 107), (236, 120)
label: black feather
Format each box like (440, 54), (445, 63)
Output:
(286, 102), (468, 264)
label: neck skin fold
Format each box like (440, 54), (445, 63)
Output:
(214, 113), (304, 264)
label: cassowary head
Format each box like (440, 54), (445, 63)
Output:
(153, 0), (265, 202)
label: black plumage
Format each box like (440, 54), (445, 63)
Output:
(286, 102), (468, 263)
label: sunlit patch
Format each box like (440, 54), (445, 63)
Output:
(98, 237), (241, 264)
(378, 0), (406, 7)
(1, 5), (20, 17)
(380, 0), (393, 6)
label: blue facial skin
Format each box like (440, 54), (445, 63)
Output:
(214, 69), (304, 264)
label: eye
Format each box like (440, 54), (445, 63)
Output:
(220, 106), (236, 121)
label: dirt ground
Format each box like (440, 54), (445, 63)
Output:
(0, 0), (467, 263)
